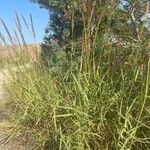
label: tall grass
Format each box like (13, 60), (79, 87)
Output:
(1, 3), (150, 150)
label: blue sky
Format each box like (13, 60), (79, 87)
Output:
(0, 0), (49, 44)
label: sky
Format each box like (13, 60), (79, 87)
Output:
(0, 0), (49, 44)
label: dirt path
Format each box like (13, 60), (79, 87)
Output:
(0, 69), (28, 150)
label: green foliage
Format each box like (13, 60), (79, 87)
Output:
(30, 0), (150, 66)
(31, 0), (83, 43)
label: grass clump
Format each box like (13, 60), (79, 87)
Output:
(1, 2), (150, 150)
(5, 46), (150, 149)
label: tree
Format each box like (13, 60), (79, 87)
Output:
(30, 0), (83, 45)
(30, 0), (150, 66)
(31, 0), (149, 42)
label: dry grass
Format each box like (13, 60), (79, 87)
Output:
(0, 44), (41, 68)
(0, 44), (40, 60)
